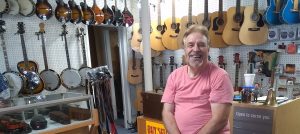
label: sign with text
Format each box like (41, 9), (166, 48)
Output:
(146, 120), (167, 134)
(233, 107), (273, 134)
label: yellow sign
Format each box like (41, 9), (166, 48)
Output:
(146, 120), (167, 134)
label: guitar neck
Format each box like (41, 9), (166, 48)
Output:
(218, 0), (223, 18)
(235, 0), (241, 14)
(93, 0), (96, 5)
(157, 0), (161, 25)
(275, 0), (281, 12)
(188, 0), (192, 22)
(294, 0), (299, 11)
(253, 0), (258, 15)
(40, 33), (49, 70)
(0, 34), (10, 71)
(20, 34), (30, 68)
(124, 0), (127, 10)
(172, 0), (175, 23)
(159, 64), (163, 89)
(115, 0), (118, 10)
(204, 0), (208, 19)
(234, 63), (239, 89)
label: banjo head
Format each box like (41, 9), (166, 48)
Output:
(3, 71), (24, 97)
(0, 0), (9, 14)
(40, 69), (61, 91)
(18, 0), (35, 16)
(23, 71), (41, 90)
(8, 0), (19, 15)
(61, 68), (81, 89)
(79, 67), (92, 87)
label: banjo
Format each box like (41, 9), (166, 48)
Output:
(36, 23), (61, 91)
(77, 27), (91, 87)
(60, 24), (81, 89)
(0, 20), (24, 98)
(7, 0), (19, 15)
(17, 0), (36, 17)
(0, 0), (9, 15)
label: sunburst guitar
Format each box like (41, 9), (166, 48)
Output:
(222, 0), (244, 45)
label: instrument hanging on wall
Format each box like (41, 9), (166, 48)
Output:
(91, 0), (104, 25)
(280, 0), (300, 24)
(169, 56), (176, 73)
(7, 0), (19, 15)
(208, 0), (227, 48)
(233, 53), (242, 92)
(0, 20), (24, 97)
(239, 0), (268, 45)
(150, 0), (166, 51)
(161, 0), (180, 50)
(122, 0), (134, 27)
(80, 0), (95, 25)
(197, 0), (210, 29)
(68, 0), (83, 24)
(177, 0), (197, 48)
(35, 0), (53, 21)
(102, 0), (114, 24)
(17, 0), (36, 17)
(77, 27), (92, 87)
(127, 50), (142, 85)
(264, 0), (284, 25)
(111, 0), (123, 26)
(139, 41), (161, 57)
(131, 7), (142, 53)
(0, 0), (9, 16)
(36, 23), (61, 91)
(16, 22), (44, 95)
(60, 24), (81, 89)
(222, 0), (244, 45)
(218, 55), (226, 69)
(55, 0), (71, 23)
(248, 51), (256, 73)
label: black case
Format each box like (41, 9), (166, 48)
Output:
(142, 92), (164, 120)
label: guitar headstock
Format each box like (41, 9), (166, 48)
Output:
(218, 55), (225, 65)
(0, 20), (5, 34)
(169, 56), (175, 65)
(61, 24), (68, 35)
(39, 23), (45, 33)
(17, 22), (25, 34)
(248, 51), (256, 63)
(233, 53), (240, 64)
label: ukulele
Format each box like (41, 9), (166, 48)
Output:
(281, 0), (300, 24)
(0, 20), (24, 97)
(122, 0), (134, 27)
(239, 0), (268, 45)
(218, 55), (226, 69)
(18, 0), (36, 17)
(111, 0), (123, 26)
(177, 0), (197, 48)
(150, 0), (166, 51)
(91, 0), (104, 25)
(0, 0), (9, 16)
(161, 0), (181, 50)
(80, 0), (95, 25)
(35, 0), (53, 21)
(55, 0), (71, 23)
(197, 0), (210, 29)
(208, 0), (227, 48)
(264, 0), (284, 25)
(68, 0), (83, 24)
(16, 22), (44, 95)
(222, 0), (244, 45)
(233, 53), (242, 92)
(248, 51), (256, 74)
(102, 0), (114, 24)
(7, 0), (19, 15)
(127, 50), (142, 85)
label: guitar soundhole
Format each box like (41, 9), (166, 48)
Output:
(175, 23), (180, 33)
(234, 13), (243, 23)
(171, 23), (177, 30)
(281, 32), (287, 39)
(217, 18), (224, 26)
(157, 25), (163, 31)
(202, 20), (210, 28)
(251, 13), (259, 22)
(269, 31), (276, 38)
(288, 31), (295, 38)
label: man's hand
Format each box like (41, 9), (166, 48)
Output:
(162, 103), (181, 134)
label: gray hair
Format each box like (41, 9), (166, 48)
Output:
(182, 25), (210, 47)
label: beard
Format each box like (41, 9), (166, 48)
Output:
(186, 53), (207, 68)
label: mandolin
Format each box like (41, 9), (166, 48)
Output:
(222, 0), (244, 45)
(127, 50), (142, 85)
(239, 0), (268, 45)
(233, 53), (242, 92)
(55, 0), (71, 23)
(161, 0), (181, 50)
(264, 0), (284, 25)
(0, 0), (9, 16)
(7, 0), (19, 15)
(68, 0), (83, 24)
(208, 0), (227, 48)
(80, 0), (95, 25)
(111, 0), (123, 26)
(35, 0), (53, 21)
(280, 0), (300, 24)
(197, 0), (210, 29)
(18, 0), (36, 17)
(102, 0), (114, 24)
(16, 22), (44, 95)
(91, 0), (104, 25)
(122, 0), (134, 27)
(177, 0), (197, 48)
(150, 0), (166, 51)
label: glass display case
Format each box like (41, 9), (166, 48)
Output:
(0, 92), (97, 134)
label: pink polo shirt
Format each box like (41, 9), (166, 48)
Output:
(161, 62), (233, 134)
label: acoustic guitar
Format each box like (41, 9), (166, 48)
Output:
(18, 0), (36, 17)
(208, 0), (227, 48)
(222, 0), (244, 45)
(91, 0), (104, 25)
(55, 0), (71, 23)
(111, 0), (123, 26)
(7, 0), (19, 15)
(196, 0), (210, 29)
(239, 0), (268, 45)
(102, 0), (114, 24)
(127, 50), (142, 85)
(68, 0), (83, 24)
(233, 53), (242, 92)
(177, 0), (197, 48)
(280, 0), (300, 24)
(35, 0), (53, 21)
(80, 0), (95, 25)
(161, 0), (181, 50)
(0, 0), (9, 15)
(122, 0), (134, 27)
(131, 22), (142, 52)
(264, 0), (284, 25)
(150, 0), (166, 51)
(139, 42), (161, 57)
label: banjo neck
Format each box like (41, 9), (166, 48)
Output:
(61, 24), (71, 69)
(19, 32), (30, 69)
(77, 27), (88, 67)
(0, 33), (11, 72)
(36, 23), (49, 70)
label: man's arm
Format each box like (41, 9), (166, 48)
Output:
(162, 103), (181, 134)
(197, 103), (231, 134)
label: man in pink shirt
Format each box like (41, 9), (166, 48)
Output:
(161, 25), (233, 134)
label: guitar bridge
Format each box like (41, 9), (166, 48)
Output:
(169, 35), (178, 38)
(231, 28), (240, 31)
(248, 28), (260, 31)
(214, 32), (222, 35)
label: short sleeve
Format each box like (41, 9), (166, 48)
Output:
(209, 73), (233, 104)
(161, 73), (176, 104)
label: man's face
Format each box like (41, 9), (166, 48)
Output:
(184, 32), (209, 69)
